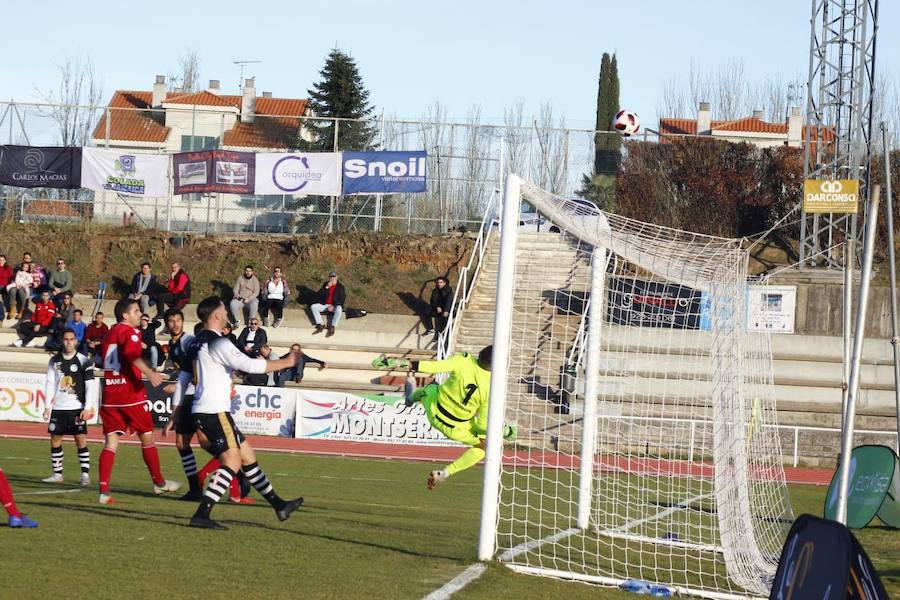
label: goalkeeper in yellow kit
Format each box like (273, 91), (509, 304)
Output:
(372, 345), (516, 489)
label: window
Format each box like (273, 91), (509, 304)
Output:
(180, 135), (219, 151)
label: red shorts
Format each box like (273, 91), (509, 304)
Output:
(100, 403), (153, 436)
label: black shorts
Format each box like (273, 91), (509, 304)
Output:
(48, 409), (87, 436)
(192, 412), (245, 458)
(173, 395), (197, 435)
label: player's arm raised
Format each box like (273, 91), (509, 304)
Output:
(211, 338), (298, 374)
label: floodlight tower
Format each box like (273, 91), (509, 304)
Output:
(799, 0), (878, 268)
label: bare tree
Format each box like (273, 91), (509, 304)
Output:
(688, 61), (712, 116)
(418, 101), (451, 232)
(713, 58), (749, 120)
(532, 102), (568, 194)
(460, 104), (492, 222)
(657, 76), (688, 118)
(502, 100), (528, 177)
(37, 55), (104, 147)
(168, 49), (202, 92)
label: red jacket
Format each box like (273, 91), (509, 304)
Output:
(85, 322), (109, 343)
(31, 301), (57, 328)
(168, 270), (189, 295)
(0, 264), (12, 287)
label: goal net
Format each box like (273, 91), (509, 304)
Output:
(481, 176), (793, 599)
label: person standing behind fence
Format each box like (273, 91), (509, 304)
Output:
(229, 265), (260, 327)
(260, 267), (289, 328)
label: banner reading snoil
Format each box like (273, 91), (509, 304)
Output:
(254, 152), (342, 196)
(81, 147), (169, 197)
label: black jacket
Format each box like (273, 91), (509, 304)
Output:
(236, 326), (267, 357)
(316, 281), (346, 307)
(131, 272), (158, 298)
(429, 284), (453, 314)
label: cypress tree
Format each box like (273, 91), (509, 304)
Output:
(594, 53), (621, 175)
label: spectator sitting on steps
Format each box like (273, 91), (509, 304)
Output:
(243, 345), (282, 386)
(67, 309), (87, 349)
(83, 311), (109, 363)
(9, 261), (35, 320)
(276, 343), (326, 386)
(229, 265), (260, 327)
(260, 266), (289, 328)
(310, 271), (345, 338)
(157, 262), (190, 318)
(0, 255), (13, 321)
(130, 262), (158, 316)
(48, 258), (73, 308)
(237, 317), (267, 358)
(11, 290), (58, 348)
(139, 313), (164, 369)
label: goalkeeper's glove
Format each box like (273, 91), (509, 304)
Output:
(371, 355), (410, 370)
(502, 423), (518, 442)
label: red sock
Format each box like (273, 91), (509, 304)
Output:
(141, 445), (165, 486)
(99, 448), (116, 494)
(197, 458), (221, 486)
(229, 475), (241, 500)
(0, 468), (22, 517)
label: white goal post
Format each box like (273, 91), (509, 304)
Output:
(478, 174), (793, 599)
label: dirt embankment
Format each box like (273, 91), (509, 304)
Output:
(0, 224), (476, 315)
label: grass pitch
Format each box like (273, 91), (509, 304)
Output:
(1, 438), (897, 599)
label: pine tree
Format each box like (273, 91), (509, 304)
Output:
(299, 49), (376, 151)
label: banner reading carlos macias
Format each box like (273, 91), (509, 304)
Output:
(0, 145), (82, 189)
(173, 149), (256, 195)
(295, 389), (458, 446)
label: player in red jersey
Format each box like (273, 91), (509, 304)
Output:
(98, 298), (181, 505)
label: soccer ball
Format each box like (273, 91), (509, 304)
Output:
(612, 110), (640, 136)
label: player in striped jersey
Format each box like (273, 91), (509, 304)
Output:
(41, 329), (99, 485)
(188, 296), (303, 530)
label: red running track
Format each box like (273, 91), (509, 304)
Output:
(0, 421), (834, 486)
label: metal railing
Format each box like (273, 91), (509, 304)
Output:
(597, 413), (899, 469)
(437, 188), (500, 359)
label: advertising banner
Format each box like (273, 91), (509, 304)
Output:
(173, 149), (255, 194)
(607, 277), (702, 329)
(255, 152), (342, 196)
(770, 514), (889, 600)
(0, 370), (46, 422)
(824, 444), (900, 530)
(295, 390), (458, 446)
(146, 381), (174, 429)
(803, 178), (859, 214)
(231, 385), (296, 437)
(342, 151), (427, 194)
(0, 145), (82, 189)
(80, 147), (169, 197)
(746, 285), (796, 334)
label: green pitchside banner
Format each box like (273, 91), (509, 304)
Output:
(824, 445), (900, 529)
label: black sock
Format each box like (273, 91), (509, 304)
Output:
(77, 447), (90, 474)
(242, 462), (282, 507)
(51, 446), (64, 475)
(179, 447), (200, 492)
(194, 465), (234, 519)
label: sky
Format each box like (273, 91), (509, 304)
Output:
(1, 0), (898, 130)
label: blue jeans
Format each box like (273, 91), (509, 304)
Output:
(310, 303), (342, 327)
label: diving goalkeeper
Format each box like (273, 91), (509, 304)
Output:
(372, 345), (516, 489)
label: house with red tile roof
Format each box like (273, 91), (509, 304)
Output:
(91, 75), (310, 152)
(658, 102), (834, 150)
(87, 75), (313, 232)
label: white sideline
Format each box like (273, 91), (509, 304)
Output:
(421, 564), (487, 600)
(17, 488), (84, 496)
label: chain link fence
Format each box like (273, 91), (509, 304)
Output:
(0, 101), (656, 234)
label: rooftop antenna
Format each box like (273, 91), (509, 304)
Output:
(234, 59), (262, 93)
